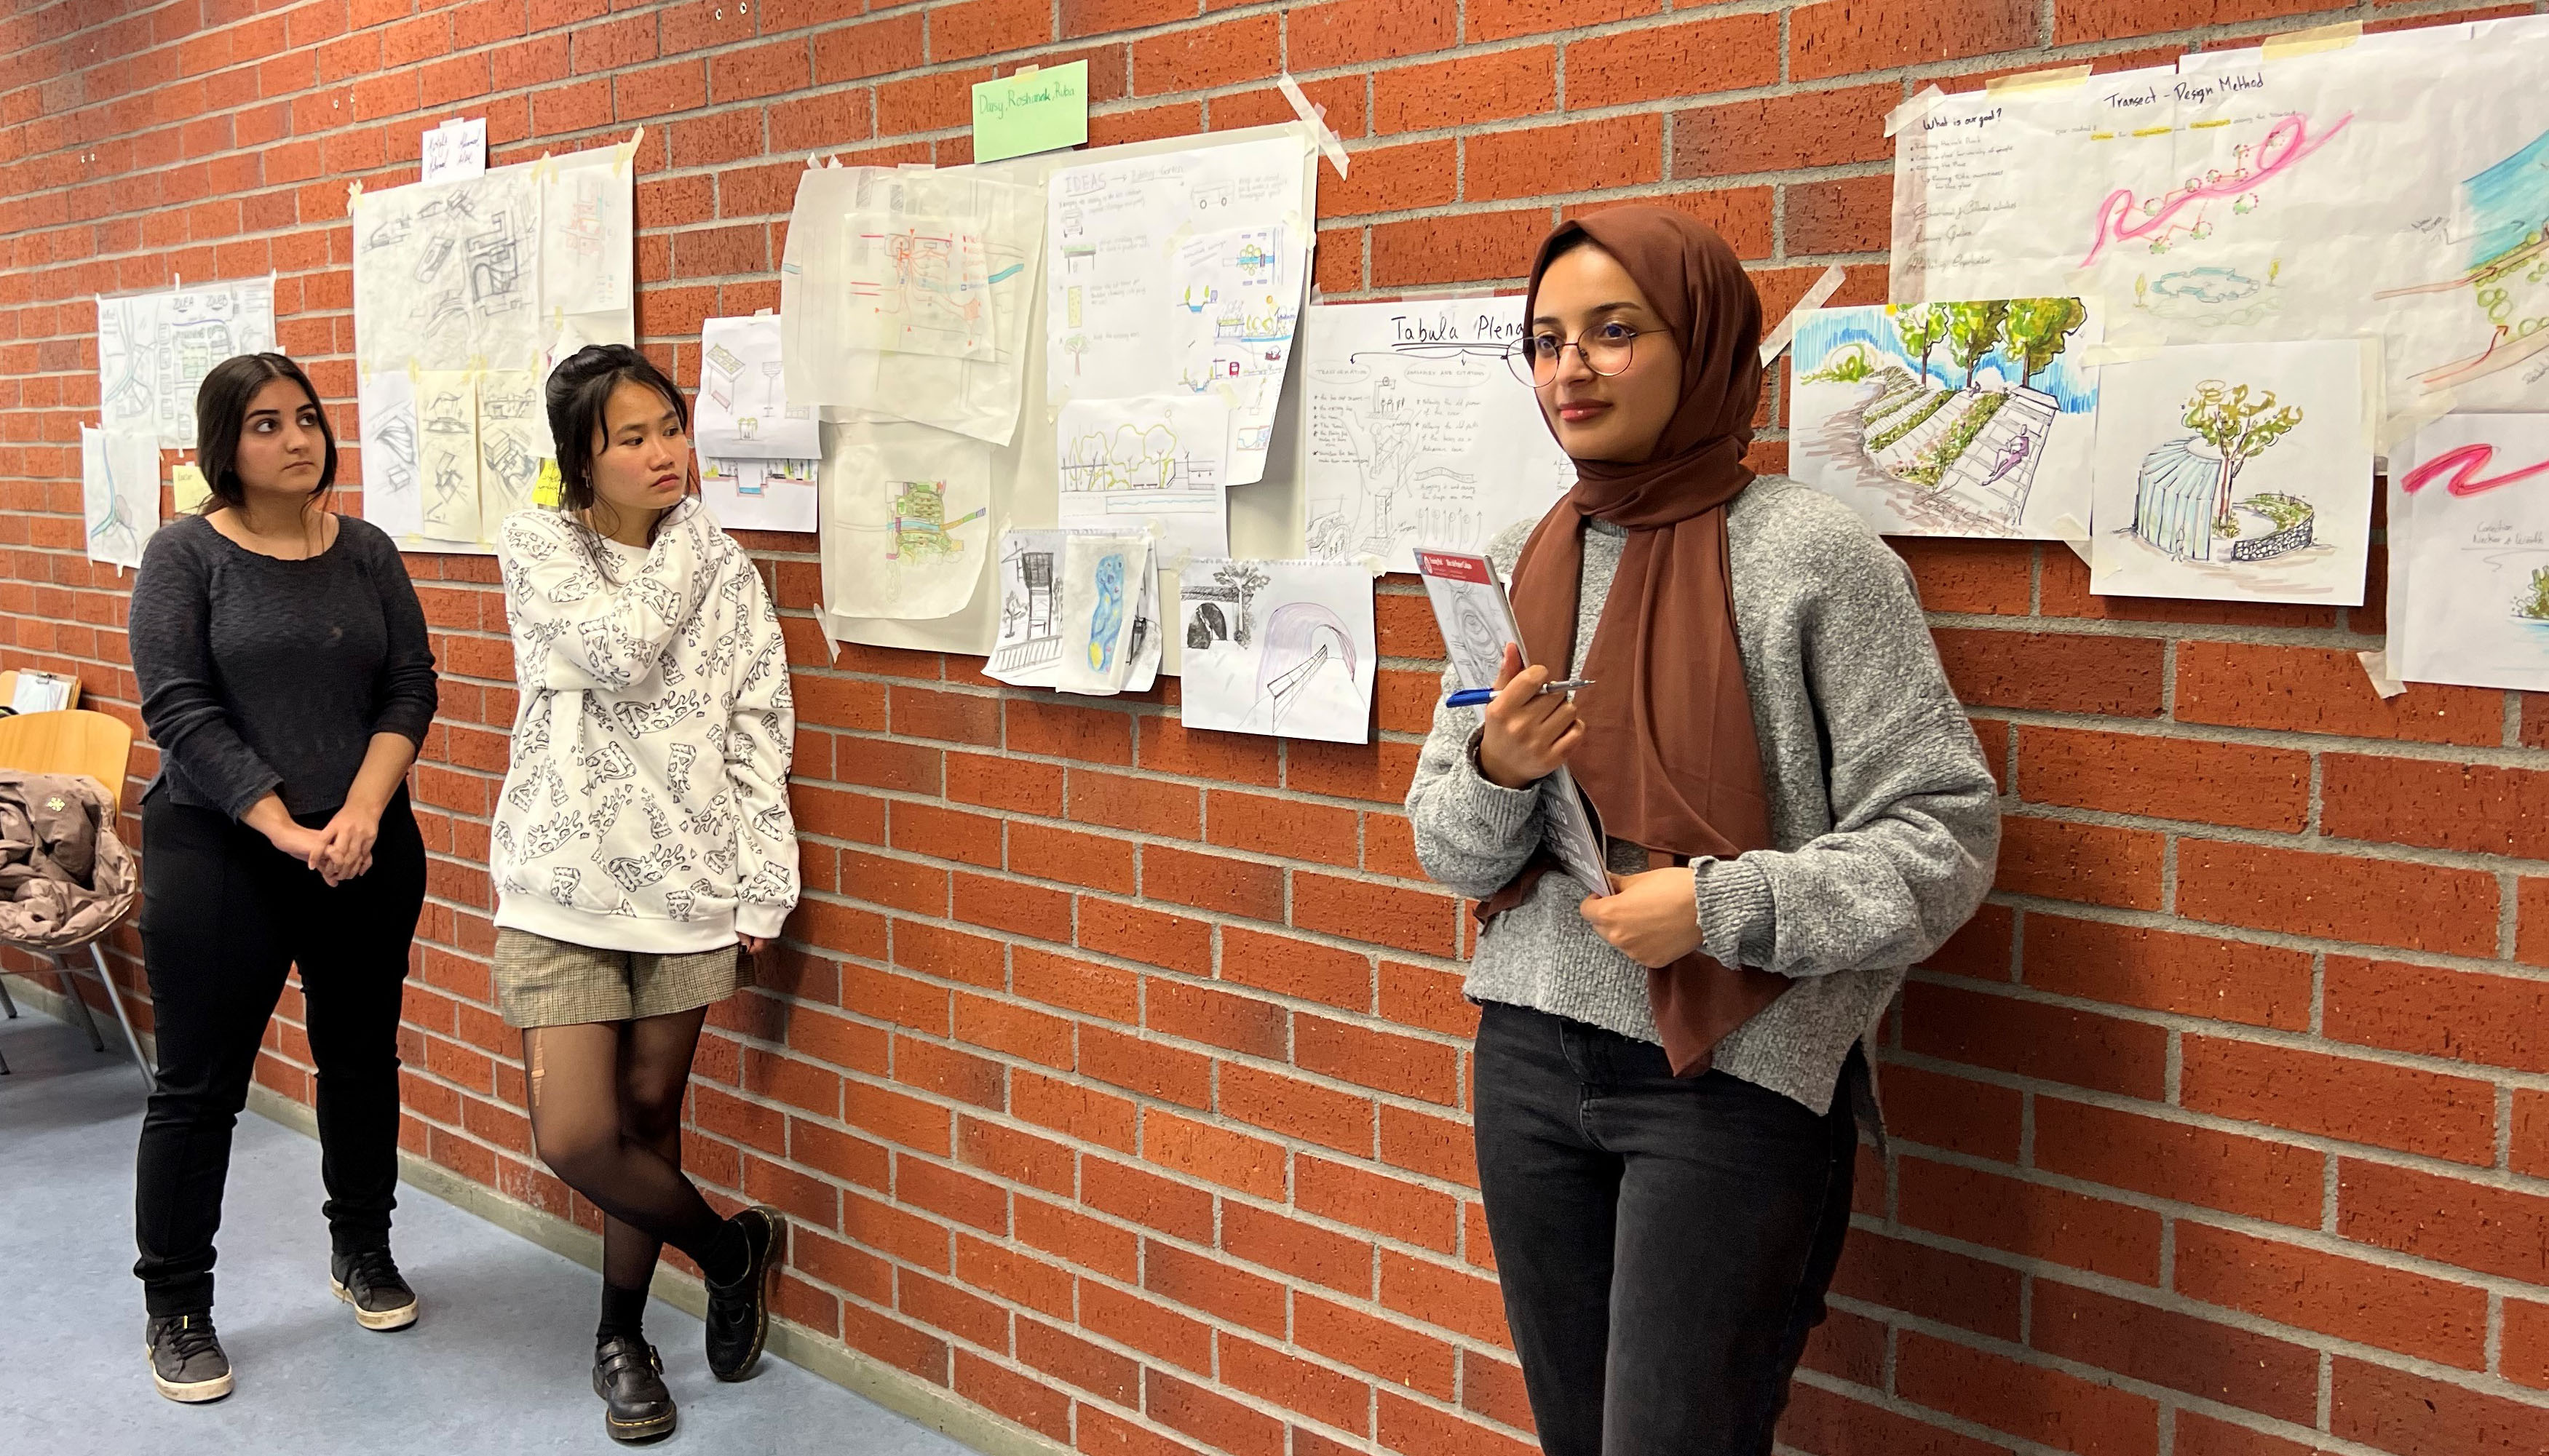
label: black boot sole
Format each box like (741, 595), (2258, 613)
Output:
(602, 1404), (678, 1443)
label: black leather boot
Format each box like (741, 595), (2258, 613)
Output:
(592, 1334), (677, 1442)
(703, 1206), (785, 1381)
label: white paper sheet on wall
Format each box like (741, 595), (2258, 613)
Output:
(82, 426), (159, 571)
(987, 528), (1161, 690)
(354, 165), (543, 374)
(359, 366), (424, 539)
(96, 277), (277, 449)
(705, 456), (820, 534)
(1889, 28), (2549, 431)
(1046, 135), (1312, 485)
(1055, 393), (1232, 560)
(1176, 558), (1375, 744)
(2088, 340), (2374, 605)
(540, 149), (633, 317)
(1788, 298), (2101, 540)
(415, 370), (482, 544)
(1054, 535), (1152, 696)
(820, 421), (993, 621)
(1301, 296), (1577, 571)
(781, 165), (1045, 446)
(696, 315), (819, 461)
(2390, 413), (2549, 689)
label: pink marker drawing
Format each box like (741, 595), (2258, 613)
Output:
(2082, 112), (2354, 267)
(2401, 442), (2549, 498)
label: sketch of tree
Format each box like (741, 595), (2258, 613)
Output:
(2181, 379), (2304, 529)
(1943, 301), (2011, 389)
(1213, 562), (1270, 645)
(1891, 304), (1951, 388)
(1997, 298), (2090, 389)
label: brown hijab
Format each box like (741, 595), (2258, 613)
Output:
(1496, 206), (1788, 1076)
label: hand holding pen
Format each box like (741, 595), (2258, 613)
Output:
(1472, 644), (1588, 789)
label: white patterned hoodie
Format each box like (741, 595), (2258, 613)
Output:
(491, 498), (798, 952)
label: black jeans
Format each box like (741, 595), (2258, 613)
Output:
(1472, 1000), (1861, 1456)
(132, 784), (426, 1316)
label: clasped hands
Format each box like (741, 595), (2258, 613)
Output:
(259, 802), (381, 888)
(1472, 645), (1706, 968)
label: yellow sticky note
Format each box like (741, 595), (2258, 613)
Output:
(533, 458), (563, 508)
(172, 463), (211, 514)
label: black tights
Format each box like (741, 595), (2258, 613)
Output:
(524, 1009), (740, 1316)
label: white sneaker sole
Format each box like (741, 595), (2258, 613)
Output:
(331, 1277), (419, 1331)
(147, 1348), (233, 1403)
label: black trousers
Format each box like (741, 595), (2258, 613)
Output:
(132, 784), (426, 1317)
(1472, 1000), (1862, 1456)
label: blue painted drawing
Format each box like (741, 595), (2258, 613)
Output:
(1087, 552), (1126, 671)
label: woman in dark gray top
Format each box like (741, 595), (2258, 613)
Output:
(126, 353), (439, 1404)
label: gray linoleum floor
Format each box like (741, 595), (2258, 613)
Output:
(0, 998), (979, 1455)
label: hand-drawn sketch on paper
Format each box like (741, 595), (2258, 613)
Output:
(359, 367), (424, 538)
(1056, 394), (1232, 560)
(703, 456), (818, 533)
(1047, 136), (1312, 485)
(476, 370), (547, 525)
(1168, 226), (1302, 458)
(2390, 414), (2549, 691)
(2089, 341), (2371, 605)
(782, 167), (1044, 445)
(354, 166), (542, 373)
(696, 315), (819, 461)
(82, 426), (159, 570)
(1055, 535), (1152, 696)
(1177, 559), (1375, 744)
(2376, 125), (2549, 396)
(1302, 298), (1578, 573)
(540, 152), (633, 317)
(821, 422), (993, 623)
(97, 279), (277, 448)
(2081, 111), (2353, 269)
(845, 212), (994, 360)
(1791, 298), (2099, 538)
(415, 371), (482, 543)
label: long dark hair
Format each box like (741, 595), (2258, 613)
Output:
(195, 352), (338, 514)
(544, 343), (689, 527)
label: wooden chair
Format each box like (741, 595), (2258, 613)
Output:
(0, 709), (151, 1083)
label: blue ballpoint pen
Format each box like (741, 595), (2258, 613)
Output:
(1444, 680), (1593, 708)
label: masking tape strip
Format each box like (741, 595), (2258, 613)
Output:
(1883, 86), (1948, 138)
(2050, 514), (2095, 568)
(1986, 63), (2093, 95)
(346, 179), (363, 212)
(1759, 264), (1847, 367)
(1279, 73), (1349, 179)
(1349, 552), (1389, 578)
(2262, 20), (2361, 59)
(2379, 387), (2459, 454)
(614, 126), (644, 173)
(2357, 648), (2407, 700)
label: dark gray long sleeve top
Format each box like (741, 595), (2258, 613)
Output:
(130, 514), (440, 819)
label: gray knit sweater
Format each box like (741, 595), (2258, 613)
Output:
(1405, 475), (2000, 1118)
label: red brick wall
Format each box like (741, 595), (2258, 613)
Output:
(8, 1), (2549, 1452)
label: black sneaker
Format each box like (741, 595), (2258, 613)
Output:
(703, 1206), (785, 1381)
(593, 1334), (678, 1443)
(146, 1313), (233, 1403)
(330, 1246), (420, 1331)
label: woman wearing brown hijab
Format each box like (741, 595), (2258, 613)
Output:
(1405, 209), (1999, 1452)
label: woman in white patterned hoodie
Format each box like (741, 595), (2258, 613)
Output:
(489, 344), (797, 1443)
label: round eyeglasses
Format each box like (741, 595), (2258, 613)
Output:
(1505, 321), (1652, 387)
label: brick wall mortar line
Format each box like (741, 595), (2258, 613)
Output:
(2003, 800), (2549, 881)
(1971, 704), (2545, 771)
(1823, 1273), (2549, 1423)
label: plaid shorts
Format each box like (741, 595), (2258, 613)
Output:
(492, 928), (741, 1028)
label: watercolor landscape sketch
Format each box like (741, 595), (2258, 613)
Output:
(1791, 299), (2101, 539)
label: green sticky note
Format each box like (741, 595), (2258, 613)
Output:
(172, 462), (211, 514)
(972, 61), (1089, 164)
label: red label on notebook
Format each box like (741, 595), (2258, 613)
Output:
(1413, 549), (1494, 584)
